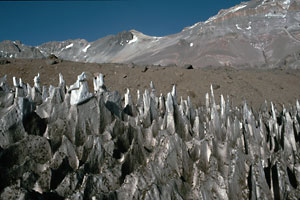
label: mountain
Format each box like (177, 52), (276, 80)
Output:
(1, 0), (300, 68)
(0, 40), (44, 59)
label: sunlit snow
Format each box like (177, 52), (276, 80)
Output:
(204, 4), (247, 25)
(265, 12), (286, 18)
(65, 43), (74, 49)
(82, 44), (91, 53)
(229, 5), (247, 13)
(246, 22), (252, 30)
(204, 16), (217, 24)
(190, 43), (194, 47)
(188, 22), (201, 29)
(235, 24), (242, 30)
(128, 35), (138, 44)
(283, 0), (290, 5)
(282, 0), (291, 9)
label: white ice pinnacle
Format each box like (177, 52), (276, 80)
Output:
(34, 73), (41, 92)
(69, 72), (93, 105)
(93, 73), (105, 93)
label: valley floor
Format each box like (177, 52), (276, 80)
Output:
(1, 58), (300, 110)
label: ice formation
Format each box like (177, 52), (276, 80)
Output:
(68, 72), (93, 105)
(0, 72), (299, 199)
(93, 73), (106, 93)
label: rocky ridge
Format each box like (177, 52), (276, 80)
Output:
(1, 0), (300, 68)
(0, 72), (299, 199)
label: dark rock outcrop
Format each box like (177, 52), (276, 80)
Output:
(0, 59), (10, 65)
(183, 64), (193, 69)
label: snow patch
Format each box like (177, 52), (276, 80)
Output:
(282, 0), (291, 10)
(246, 22), (252, 30)
(229, 4), (247, 13)
(204, 16), (217, 24)
(190, 43), (194, 47)
(283, 0), (290, 6)
(128, 35), (138, 44)
(251, 43), (263, 50)
(82, 44), (91, 53)
(204, 4), (246, 24)
(153, 37), (162, 42)
(236, 24), (242, 30)
(188, 22), (201, 29)
(265, 12), (286, 18)
(65, 43), (73, 49)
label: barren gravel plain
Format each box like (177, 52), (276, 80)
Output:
(1, 58), (300, 110)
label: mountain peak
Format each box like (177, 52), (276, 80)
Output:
(1, 0), (300, 68)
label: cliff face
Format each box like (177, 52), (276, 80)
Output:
(1, 0), (300, 68)
(0, 72), (299, 199)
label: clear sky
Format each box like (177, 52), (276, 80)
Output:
(0, 0), (247, 46)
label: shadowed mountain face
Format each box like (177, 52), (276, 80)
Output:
(1, 0), (300, 68)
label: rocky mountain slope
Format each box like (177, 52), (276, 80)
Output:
(1, 0), (300, 68)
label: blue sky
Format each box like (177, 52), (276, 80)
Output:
(0, 0), (247, 46)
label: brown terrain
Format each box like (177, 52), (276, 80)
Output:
(1, 58), (300, 110)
